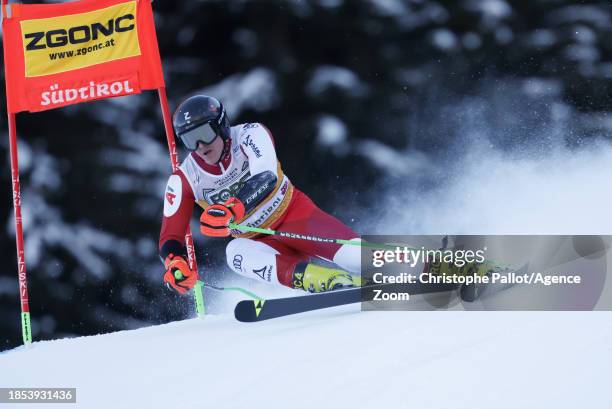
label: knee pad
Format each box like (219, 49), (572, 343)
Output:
(226, 238), (258, 275)
(332, 238), (362, 275)
(225, 238), (280, 285)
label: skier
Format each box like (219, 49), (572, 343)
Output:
(159, 95), (361, 295)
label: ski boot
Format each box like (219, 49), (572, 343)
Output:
(425, 259), (496, 279)
(292, 263), (360, 293)
(425, 259), (499, 302)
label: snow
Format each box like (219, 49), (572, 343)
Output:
(572, 25), (597, 44)
(36, 315), (57, 335)
(196, 68), (279, 116)
(564, 44), (600, 63)
(355, 139), (434, 177)
(0, 309), (610, 409)
(521, 78), (562, 98)
(431, 28), (459, 51)
(2, 111), (611, 409)
(6, 156), (135, 278)
(547, 6), (612, 29)
(461, 32), (482, 50)
(366, 0), (448, 29)
(316, 114), (348, 153)
(2, 3), (612, 404)
(22, 216), (133, 280)
(367, 0), (409, 17)
(382, 141), (612, 235)
(494, 25), (513, 45)
(0, 276), (17, 296)
(526, 29), (557, 49)
(466, 0), (512, 20)
(307, 66), (369, 98)
(465, 0), (512, 28)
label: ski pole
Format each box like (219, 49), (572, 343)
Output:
(228, 223), (517, 270)
(173, 271), (263, 301)
(193, 281), (205, 316)
(228, 222), (398, 250)
(199, 281), (264, 300)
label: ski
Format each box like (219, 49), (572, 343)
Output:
(234, 281), (459, 322)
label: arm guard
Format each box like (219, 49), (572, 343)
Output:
(235, 170), (278, 214)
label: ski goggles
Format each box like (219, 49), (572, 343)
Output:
(178, 123), (219, 151)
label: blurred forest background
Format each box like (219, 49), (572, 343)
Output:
(1, 0), (612, 350)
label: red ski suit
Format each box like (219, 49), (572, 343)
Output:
(159, 123), (357, 286)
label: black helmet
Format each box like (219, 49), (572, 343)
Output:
(172, 95), (231, 151)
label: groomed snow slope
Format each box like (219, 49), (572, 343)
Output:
(4, 112), (612, 409)
(1, 307), (611, 409)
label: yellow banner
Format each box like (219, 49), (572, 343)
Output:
(20, 1), (141, 77)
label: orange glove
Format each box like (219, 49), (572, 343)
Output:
(200, 197), (246, 237)
(163, 254), (198, 295)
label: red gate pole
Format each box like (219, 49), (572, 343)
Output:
(7, 112), (32, 345)
(157, 87), (205, 316)
(2, 0), (33, 345)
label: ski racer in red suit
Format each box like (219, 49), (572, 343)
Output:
(159, 95), (361, 295)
